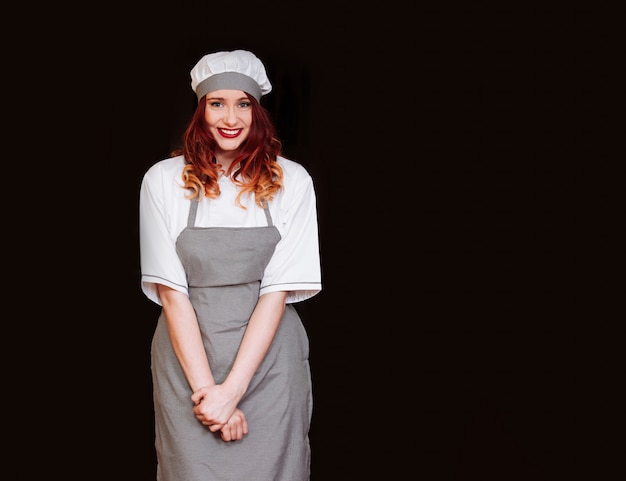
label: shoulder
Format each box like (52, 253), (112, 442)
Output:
(142, 156), (186, 188)
(276, 155), (313, 185)
(143, 155), (185, 178)
(273, 156), (317, 210)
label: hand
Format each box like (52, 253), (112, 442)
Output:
(219, 408), (249, 442)
(191, 385), (239, 432)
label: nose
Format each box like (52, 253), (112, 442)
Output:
(223, 106), (237, 125)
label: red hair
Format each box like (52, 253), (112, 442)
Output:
(173, 95), (283, 208)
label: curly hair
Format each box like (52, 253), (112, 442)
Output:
(172, 95), (284, 208)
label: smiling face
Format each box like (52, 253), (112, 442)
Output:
(204, 89), (253, 164)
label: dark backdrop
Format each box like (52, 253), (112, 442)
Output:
(18, 4), (580, 480)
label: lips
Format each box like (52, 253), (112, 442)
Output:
(218, 128), (241, 138)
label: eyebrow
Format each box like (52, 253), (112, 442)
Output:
(206, 96), (250, 102)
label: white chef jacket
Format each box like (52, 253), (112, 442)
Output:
(139, 155), (322, 307)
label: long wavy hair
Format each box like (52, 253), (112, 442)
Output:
(172, 94), (284, 208)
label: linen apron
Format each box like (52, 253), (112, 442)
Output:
(151, 198), (313, 481)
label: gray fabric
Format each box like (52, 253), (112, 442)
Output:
(151, 198), (312, 481)
(195, 72), (263, 101)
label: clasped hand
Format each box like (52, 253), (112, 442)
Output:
(191, 385), (249, 442)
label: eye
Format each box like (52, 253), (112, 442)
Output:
(237, 101), (252, 109)
(209, 101), (224, 108)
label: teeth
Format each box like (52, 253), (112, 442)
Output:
(222, 129), (238, 135)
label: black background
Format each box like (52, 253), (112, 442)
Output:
(12, 4), (602, 480)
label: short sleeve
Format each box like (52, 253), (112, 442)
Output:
(260, 159), (322, 304)
(139, 158), (190, 306)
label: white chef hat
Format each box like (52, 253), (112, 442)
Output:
(190, 50), (272, 102)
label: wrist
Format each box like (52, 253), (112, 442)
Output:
(222, 376), (248, 401)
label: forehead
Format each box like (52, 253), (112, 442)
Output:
(205, 89), (249, 100)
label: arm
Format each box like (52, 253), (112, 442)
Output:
(158, 284), (250, 441)
(157, 284), (216, 392)
(191, 290), (288, 431)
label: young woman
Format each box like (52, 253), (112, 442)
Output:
(139, 49), (322, 481)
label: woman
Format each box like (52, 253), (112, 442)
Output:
(139, 49), (322, 481)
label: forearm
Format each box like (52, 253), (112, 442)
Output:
(224, 291), (288, 397)
(158, 284), (215, 392)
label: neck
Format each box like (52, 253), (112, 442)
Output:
(214, 152), (239, 172)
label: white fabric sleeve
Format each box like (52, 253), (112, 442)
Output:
(139, 161), (189, 306)
(260, 161), (322, 304)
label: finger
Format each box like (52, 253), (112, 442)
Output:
(190, 391), (204, 404)
(221, 427), (232, 442)
(232, 420), (247, 440)
(208, 423), (224, 433)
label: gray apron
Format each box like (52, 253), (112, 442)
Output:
(151, 198), (312, 481)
